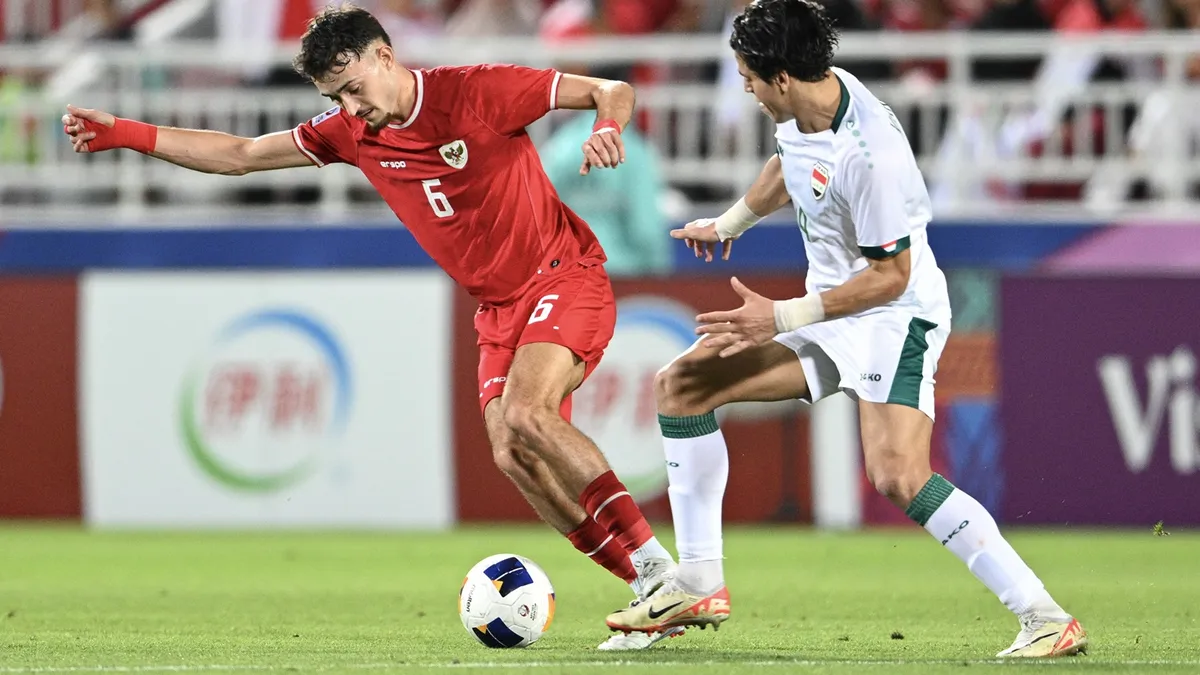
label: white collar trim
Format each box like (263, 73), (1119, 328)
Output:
(388, 69), (423, 130)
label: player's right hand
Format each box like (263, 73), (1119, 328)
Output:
(670, 219), (735, 263)
(62, 105), (116, 153)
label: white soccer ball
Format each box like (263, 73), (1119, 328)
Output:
(458, 553), (556, 648)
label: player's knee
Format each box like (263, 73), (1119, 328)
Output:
(502, 398), (555, 446)
(653, 364), (680, 409)
(491, 441), (522, 476)
(866, 457), (928, 508)
(654, 359), (712, 417)
(492, 439), (540, 478)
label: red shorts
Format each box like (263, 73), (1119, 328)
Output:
(476, 259), (616, 420)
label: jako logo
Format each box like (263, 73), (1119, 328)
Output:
(1097, 346), (1198, 475)
(178, 309), (354, 492)
(941, 519), (970, 545)
(861, 373), (882, 382)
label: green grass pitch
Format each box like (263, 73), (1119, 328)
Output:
(1, 524), (1197, 674)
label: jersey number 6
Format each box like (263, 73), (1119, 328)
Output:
(422, 179), (455, 218)
(528, 294), (559, 325)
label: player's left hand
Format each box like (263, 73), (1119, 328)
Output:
(671, 219), (735, 262)
(695, 277), (778, 358)
(580, 127), (625, 175)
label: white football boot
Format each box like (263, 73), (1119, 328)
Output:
(996, 612), (1088, 658)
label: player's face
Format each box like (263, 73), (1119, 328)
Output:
(736, 54), (791, 123)
(314, 45), (398, 131)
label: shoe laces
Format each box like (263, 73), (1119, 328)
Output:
(653, 578), (687, 597)
(634, 557), (675, 599)
(635, 557), (673, 580)
(1016, 611), (1048, 638)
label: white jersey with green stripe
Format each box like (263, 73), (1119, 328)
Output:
(775, 66), (950, 325)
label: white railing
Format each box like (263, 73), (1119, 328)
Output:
(0, 32), (1198, 225)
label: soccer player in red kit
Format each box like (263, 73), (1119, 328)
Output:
(62, 5), (681, 650)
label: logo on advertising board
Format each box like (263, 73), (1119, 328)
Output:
(572, 296), (698, 502)
(177, 309), (354, 493)
(1001, 276), (1200, 526)
(1098, 345), (1199, 475)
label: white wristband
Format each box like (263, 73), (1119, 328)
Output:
(713, 198), (763, 241)
(774, 294), (825, 333)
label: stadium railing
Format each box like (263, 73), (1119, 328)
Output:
(0, 31), (1197, 224)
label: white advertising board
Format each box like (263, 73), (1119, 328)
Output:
(81, 271), (454, 529)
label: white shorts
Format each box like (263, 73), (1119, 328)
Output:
(773, 309), (950, 420)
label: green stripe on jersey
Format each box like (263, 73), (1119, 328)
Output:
(831, 75), (850, 133)
(860, 235), (911, 260)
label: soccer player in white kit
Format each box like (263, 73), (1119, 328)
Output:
(605, 0), (1087, 659)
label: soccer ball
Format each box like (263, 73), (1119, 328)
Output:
(458, 553), (556, 648)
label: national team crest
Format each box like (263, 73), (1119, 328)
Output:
(440, 140), (468, 170)
(811, 162), (830, 200)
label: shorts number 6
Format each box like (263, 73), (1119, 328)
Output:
(528, 294), (560, 324)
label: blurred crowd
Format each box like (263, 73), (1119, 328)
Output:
(4, 0), (1197, 67)
(0, 0), (1198, 274)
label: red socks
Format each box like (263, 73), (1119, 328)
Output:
(579, 470), (653, 553)
(567, 515), (636, 583)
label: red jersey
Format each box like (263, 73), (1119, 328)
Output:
(291, 64), (605, 305)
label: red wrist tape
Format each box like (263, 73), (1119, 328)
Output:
(592, 118), (621, 135)
(81, 117), (158, 154)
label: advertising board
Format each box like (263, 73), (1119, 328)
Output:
(1001, 276), (1200, 525)
(81, 272), (454, 528)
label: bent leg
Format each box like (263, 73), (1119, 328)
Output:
(504, 341), (672, 591)
(659, 339), (808, 589)
(659, 338), (809, 583)
(484, 397), (637, 587)
(656, 338), (812, 417)
(860, 401), (1082, 656)
(607, 339), (808, 633)
(502, 342), (605, 496)
(484, 397), (590, 534)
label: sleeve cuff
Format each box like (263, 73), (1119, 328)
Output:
(860, 235), (911, 260)
(291, 127), (324, 167)
(549, 71), (563, 111)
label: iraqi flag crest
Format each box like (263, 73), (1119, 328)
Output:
(811, 162), (830, 200)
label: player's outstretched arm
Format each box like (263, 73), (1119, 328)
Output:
(669, 154), (790, 262)
(63, 105), (313, 175)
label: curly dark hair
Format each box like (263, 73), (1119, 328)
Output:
(292, 4), (392, 81)
(730, 0), (840, 84)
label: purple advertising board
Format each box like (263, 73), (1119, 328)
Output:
(1001, 276), (1200, 526)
